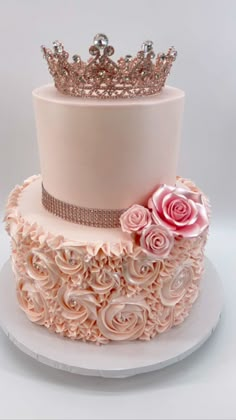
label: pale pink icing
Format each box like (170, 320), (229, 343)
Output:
(5, 175), (209, 344)
(17, 277), (49, 325)
(97, 297), (151, 341)
(123, 248), (161, 287)
(159, 264), (194, 306)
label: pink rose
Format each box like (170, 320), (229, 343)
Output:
(120, 204), (152, 234)
(140, 224), (174, 259)
(148, 185), (209, 238)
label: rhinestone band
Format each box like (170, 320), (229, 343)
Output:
(42, 184), (126, 228)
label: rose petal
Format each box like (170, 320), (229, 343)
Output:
(162, 193), (192, 226)
(149, 185), (175, 214)
(195, 203), (209, 233)
(174, 187), (203, 204)
(151, 209), (177, 230)
(165, 196), (198, 227)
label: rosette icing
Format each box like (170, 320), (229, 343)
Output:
(155, 303), (174, 333)
(17, 277), (49, 325)
(5, 175), (209, 344)
(97, 297), (150, 341)
(123, 249), (161, 287)
(57, 285), (99, 322)
(26, 250), (60, 292)
(88, 269), (120, 294)
(55, 246), (87, 276)
(159, 264), (194, 306)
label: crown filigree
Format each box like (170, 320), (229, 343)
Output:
(41, 33), (177, 99)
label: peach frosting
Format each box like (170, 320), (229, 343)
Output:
(5, 175), (209, 344)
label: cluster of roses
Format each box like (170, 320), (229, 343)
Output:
(120, 184), (209, 260)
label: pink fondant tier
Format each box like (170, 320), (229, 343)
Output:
(5, 175), (209, 344)
(33, 85), (184, 209)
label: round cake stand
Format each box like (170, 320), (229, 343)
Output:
(0, 258), (223, 379)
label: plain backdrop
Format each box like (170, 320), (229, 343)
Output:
(0, 1), (236, 420)
(0, 0), (236, 220)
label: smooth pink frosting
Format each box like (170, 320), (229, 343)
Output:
(5, 175), (209, 344)
(33, 85), (184, 209)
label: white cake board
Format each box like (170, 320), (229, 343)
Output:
(0, 258), (223, 379)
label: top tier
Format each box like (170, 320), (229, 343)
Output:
(33, 85), (184, 210)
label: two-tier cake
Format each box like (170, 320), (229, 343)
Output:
(5, 34), (210, 344)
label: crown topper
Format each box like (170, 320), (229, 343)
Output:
(41, 33), (177, 99)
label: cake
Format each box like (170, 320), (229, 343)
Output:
(4, 34), (210, 344)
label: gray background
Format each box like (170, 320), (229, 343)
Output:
(0, 0), (236, 221)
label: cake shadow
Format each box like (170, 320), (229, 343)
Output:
(0, 317), (224, 393)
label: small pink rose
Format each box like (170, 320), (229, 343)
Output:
(148, 185), (209, 238)
(120, 204), (152, 234)
(140, 224), (174, 259)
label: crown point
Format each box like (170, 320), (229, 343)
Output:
(41, 45), (46, 56)
(160, 53), (166, 61)
(125, 55), (132, 62)
(98, 70), (106, 78)
(93, 33), (109, 49)
(53, 40), (63, 54)
(170, 47), (177, 58)
(72, 54), (80, 63)
(105, 45), (114, 56)
(142, 40), (154, 54)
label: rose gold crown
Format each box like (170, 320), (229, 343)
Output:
(41, 33), (177, 99)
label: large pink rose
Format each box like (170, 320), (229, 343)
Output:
(148, 185), (209, 238)
(120, 204), (152, 234)
(140, 224), (174, 259)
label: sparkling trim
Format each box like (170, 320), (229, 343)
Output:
(42, 184), (126, 228)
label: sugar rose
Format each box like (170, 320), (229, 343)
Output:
(140, 224), (174, 259)
(120, 204), (151, 234)
(148, 185), (209, 238)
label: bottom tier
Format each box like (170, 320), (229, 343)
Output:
(5, 175), (209, 344)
